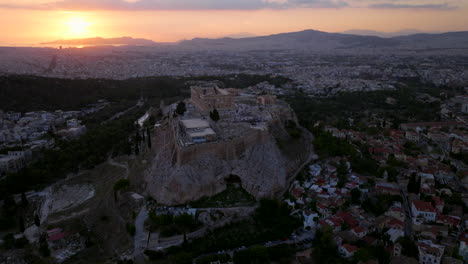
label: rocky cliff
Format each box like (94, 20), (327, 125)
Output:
(143, 117), (313, 205)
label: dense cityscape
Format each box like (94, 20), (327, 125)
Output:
(0, 6), (467, 264)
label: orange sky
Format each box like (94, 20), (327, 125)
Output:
(0, 1), (467, 45)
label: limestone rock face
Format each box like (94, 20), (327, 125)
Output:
(144, 126), (312, 205)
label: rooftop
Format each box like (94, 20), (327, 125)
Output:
(180, 118), (210, 129)
(412, 200), (436, 213)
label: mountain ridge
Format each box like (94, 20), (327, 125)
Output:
(41, 36), (157, 46)
(40, 29), (468, 50)
(177, 29), (468, 50)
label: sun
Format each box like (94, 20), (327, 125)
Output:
(66, 17), (90, 36)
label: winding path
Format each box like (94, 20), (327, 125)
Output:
(134, 206), (149, 263)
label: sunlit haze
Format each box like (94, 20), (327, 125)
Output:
(0, 0), (467, 45)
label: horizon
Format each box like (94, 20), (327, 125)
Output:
(1, 0), (468, 45)
(1, 28), (468, 47)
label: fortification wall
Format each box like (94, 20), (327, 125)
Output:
(176, 127), (270, 165)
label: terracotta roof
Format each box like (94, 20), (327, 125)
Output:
(342, 243), (358, 253)
(401, 121), (461, 129)
(48, 232), (66, 242)
(336, 211), (358, 227)
(459, 232), (468, 244)
(432, 196), (443, 206)
(412, 200), (436, 213)
(437, 215), (461, 227)
(352, 226), (366, 233)
(387, 218), (404, 229)
(417, 241), (444, 257)
(292, 187), (305, 198)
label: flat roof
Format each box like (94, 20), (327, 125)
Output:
(188, 128), (216, 138)
(181, 119), (210, 129)
(0, 155), (18, 161)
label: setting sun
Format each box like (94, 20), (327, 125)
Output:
(66, 17), (90, 36)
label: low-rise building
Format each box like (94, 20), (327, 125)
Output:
(412, 200), (437, 224)
(351, 225), (367, 238)
(339, 244), (358, 258)
(179, 118), (217, 144)
(417, 240), (444, 264)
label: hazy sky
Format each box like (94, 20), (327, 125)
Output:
(0, 0), (467, 44)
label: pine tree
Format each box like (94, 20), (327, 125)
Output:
(34, 214), (40, 227)
(19, 215), (25, 232)
(210, 108), (220, 122)
(135, 142), (140, 155)
(39, 241), (50, 257)
(135, 130), (141, 144)
(407, 173), (416, 193)
(21, 193), (28, 208)
(147, 128), (152, 149)
(175, 101), (186, 116)
(415, 175), (421, 194)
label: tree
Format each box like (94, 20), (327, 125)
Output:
(248, 245), (269, 263)
(337, 160), (348, 177)
(174, 213), (197, 240)
(351, 188), (362, 204)
(2, 233), (15, 249)
(313, 227), (344, 263)
(415, 175), (421, 193)
(337, 160), (348, 188)
(126, 223), (136, 236)
(354, 248), (371, 263)
(39, 241), (50, 257)
(20, 193), (28, 208)
(113, 179), (130, 193)
(210, 109), (220, 122)
(34, 214), (40, 227)
(407, 173), (419, 193)
(135, 141), (140, 155)
(146, 127), (152, 149)
(18, 216), (25, 232)
(341, 222), (349, 231)
(175, 101), (186, 116)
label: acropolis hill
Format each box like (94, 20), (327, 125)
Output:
(143, 83), (314, 205)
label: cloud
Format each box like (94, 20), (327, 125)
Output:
(2, 0), (459, 11)
(368, 2), (456, 10)
(0, 0), (349, 10)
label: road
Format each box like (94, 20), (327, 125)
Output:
(108, 159), (129, 179)
(400, 188), (413, 237)
(134, 206), (149, 263)
(192, 228), (315, 263)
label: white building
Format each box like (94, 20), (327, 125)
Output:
(303, 212), (319, 230)
(179, 118), (216, 145)
(386, 228), (405, 243)
(417, 240), (444, 264)
(459, 233), (468, 262)
(339, 244), (358, 258)
(0, 155), (22, 175)
(351, 226), (367, 238)
(412, 200), (437, 224)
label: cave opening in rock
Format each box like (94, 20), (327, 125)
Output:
(224, 174), (242, 188)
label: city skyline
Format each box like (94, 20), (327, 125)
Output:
(0, 0), (467, 45)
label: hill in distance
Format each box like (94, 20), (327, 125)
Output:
(40, 29), (468, 51)
(177, 29), (468, 51)
(342, 29), (426, 38)
(41, 36), (157, 46)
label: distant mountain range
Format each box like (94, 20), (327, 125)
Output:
(41, 29), (468, 51)
(341, 29), (427, 38)
(41, 37), (157, 46)
(177, 29), (468, 51)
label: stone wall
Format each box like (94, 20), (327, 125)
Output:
(143, 100), (314, 205)
(175, 127), (270, 165)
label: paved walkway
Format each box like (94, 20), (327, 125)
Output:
(134, 206), (149, 263)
